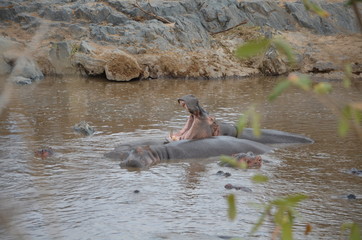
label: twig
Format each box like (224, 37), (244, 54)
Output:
(210, 20), (248, 35)
(351, 1), (362, 33)
(131, 1), (173, 24)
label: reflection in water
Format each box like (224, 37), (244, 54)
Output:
(0, 75), (361, 239)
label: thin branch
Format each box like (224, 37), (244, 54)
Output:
(351, 1), (362, 33)
(210, 20), (248, 35)
(131, 1), (173, 24)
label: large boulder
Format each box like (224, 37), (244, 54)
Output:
(104, 51), (142, 81)
(7, 56), (44, 84)
(0, 37), (22, 75)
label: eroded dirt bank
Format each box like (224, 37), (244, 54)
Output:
(0, 0), (361, 83)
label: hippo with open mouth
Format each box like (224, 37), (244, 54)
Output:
(170, 94), (313, 144)
(169, 94), (220, 140)
(119, 136), (272, 169)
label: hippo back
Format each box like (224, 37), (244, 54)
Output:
(238, 128), (314, 144)
(151, 136), (272, 160)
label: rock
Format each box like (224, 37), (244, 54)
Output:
(73, 121), (95, 136)
(224, 184), (252, 192)
(198, 0), (246, 33)
(240, 1), (296, 31)
(259, 48), (289, 75)
(79, 41), (95, 54)
(72, 53), (106, 76)
(8, 56), (44, 84)
(0, 0), (361, 79)
(49, 41), (75, 74)
(285, 2), (360, 34)
(72, 4), (113, 23)
(39, 6), (72, 22)
(310, 61), (337, 73)
(0, 37), (22, 75)
(104, 51), (142, 81)
(347, 194), (356, 199)
(216, 171), (231, 177)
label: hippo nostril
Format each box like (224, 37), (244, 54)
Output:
(123, 159), (144, 168)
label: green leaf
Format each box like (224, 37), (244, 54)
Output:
(251, 174), (269, 183)
(343, 64), (352, 88)
(220, 155), (239, 168)
(268, 80), (291, 101)
(313, 82), (332, 94)
(281, 217), (293, 240)
(341, 222), (361, 240)
(272, 194), (309, 207)
(235, 38), (271, 59)
(293, 74), (312, 91)
(250, 205), (271, 234)
(272, 38), (296, 64)
(227, 194), (237, 221)
(237, 113), (249, 134)
(338, 116), (350, 137)
(251, 111), (261, 137)
(302, 0), (330, 17)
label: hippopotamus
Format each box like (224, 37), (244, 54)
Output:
(119, 136), (272, 169)
(233, 152), (263, 168)
(170, 94), (220, 140)
(170, 94), (313, 144)
(34, 148), (54, 159)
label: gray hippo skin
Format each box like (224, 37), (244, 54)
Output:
(237, 128), (314, 144)
(120, 136), (272, 169)
(172, 95), (313, 144)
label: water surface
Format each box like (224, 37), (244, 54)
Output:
(0, 75), (361, 239)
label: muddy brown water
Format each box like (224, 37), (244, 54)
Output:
(0, 75), (361, 240)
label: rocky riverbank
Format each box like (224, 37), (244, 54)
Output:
(0, 0), (361, 83)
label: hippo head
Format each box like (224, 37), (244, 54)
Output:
(34, 148), (54, 159)
(232, 152), (262, 168)
(177, 94), (208, 117)
(170, 95), (220, 141)
(119, 146), (159, 169)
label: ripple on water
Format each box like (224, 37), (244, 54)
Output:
(1, 76), (362, 240)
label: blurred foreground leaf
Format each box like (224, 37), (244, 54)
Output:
(235, 38), (271, 59)
(338, 116), (350, 137)
(272, 38), (296, 64)
(237, 106), (261, 137)
(268, 80), (291, 101)
(313, 82), (332, 94)
(291, 74), (312, 91)
(220, 155), (247, 169)
(343, 64), (352, 88)
(338, 103), (362, 136)
(272, 194), (309, 207)
(227, 194), (237, 221)
(251, 194), (308, 238)
(251, 174), (269, 183)
(341, 222), (361, 240)
(237, 113), (249, 134)
(251, 110), (261, 137)
(302, 0), (330, 17)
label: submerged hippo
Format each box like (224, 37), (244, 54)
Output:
(119, 136), (272, 169)
(170, 94), (313, 144)
(34, 148), (54, 159)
